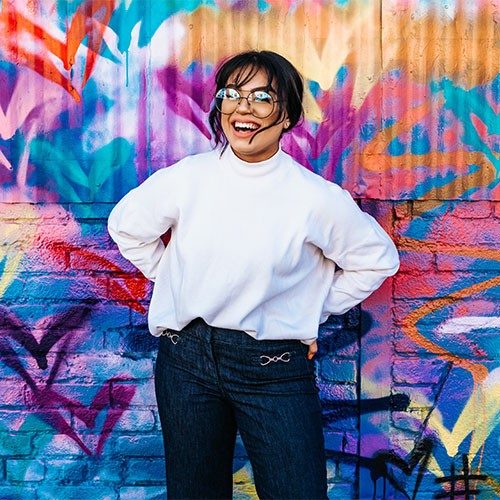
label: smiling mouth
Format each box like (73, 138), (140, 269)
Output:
(232, 121), (261, 134)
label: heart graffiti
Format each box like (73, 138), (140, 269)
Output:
(0, 305), (136, 455)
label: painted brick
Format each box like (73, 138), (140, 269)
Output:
(393, 330), (434, 355)
(45, 459), (88, 483)
(392, 358), (447, 384)
(342, 432), (358, 455)
(436, 254), (499, 271)
(69, 203), (114, 219)
(0, 486), (37, 499)
(393, 271), (497, 299)
(69, 248), (137, 273)
(0, 410), (73, 433)
(392, 409), (429, 433)
(112, 435), (164, 457)
(433, 218), (500, 247)
(27, 384), (110, 409)
(64, 354), (153, 382)
(112, 410), (156, 433)
(324, 417), (358, 433)
(114, 330), (159, 355)
(336, 462), (357, 483)
(327, 482), (353, 498)
(0, 275), (24, 300)
(5, 247), (68, 272)
(320, 359), (357, 383)
(32, 433), (99, 456)
(72, 410), (156, 433)
(0, 384), (26, 407)
(319, 383), (357, 401)
(21, 275), (107, 300)
(0, 433), (32, 456)
(86, 458), (122, 483)
(393, 385), (437, 407)
(130, 309), (150, 327)
(118, 486), (167, 500)
(394, 201), (411, 219)
(0, 203), (45, 220)
(6, 459), (45, 481)
(324, 432), (344, 452)
(326, 459), (336, 482)
(494, 202), (500, 218)
(124, 458), (166, 484)
(398, 251), (435, 272)
(93, 305), (131, 331)
(412, 200), (450, 217)
(37, 486), (118, 500)
(78, 222), (116, 248)
(114, 379), (157, 408)
(450, 201), (491, 218)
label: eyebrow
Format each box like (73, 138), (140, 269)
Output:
(225, 83), (276, 94)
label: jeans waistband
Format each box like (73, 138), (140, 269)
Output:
(182, 317), (304, 347)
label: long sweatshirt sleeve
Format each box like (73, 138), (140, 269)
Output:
(107, 160), (184, 281)
(310, 183), (400, 317)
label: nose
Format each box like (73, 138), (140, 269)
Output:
(235, 96), (252, 113)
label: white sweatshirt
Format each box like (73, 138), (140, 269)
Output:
(108, 145), (400, 345)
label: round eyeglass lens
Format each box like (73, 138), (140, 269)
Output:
(215, 88), (275, 118)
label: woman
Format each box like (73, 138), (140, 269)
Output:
(108, 50), (399, 499)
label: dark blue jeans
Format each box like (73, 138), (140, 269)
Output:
(154, 317), (328, 499)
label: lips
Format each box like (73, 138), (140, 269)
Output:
(231, 119), (261, 136)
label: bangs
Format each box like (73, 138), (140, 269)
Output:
(225, 63), (276, 93)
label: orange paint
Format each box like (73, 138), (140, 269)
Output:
(356, 97), (496, 198)
(0, 0), (115, 101)
(400, 279), (498, 384)
(397, 237), (500, 261)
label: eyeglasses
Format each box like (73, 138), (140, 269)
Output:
(214, 87), (279, 118)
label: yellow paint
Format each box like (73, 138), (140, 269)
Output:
(426, 369), (500, 460)
(179, 2), (380, 112)
(177, 1), (498, 119)
(233, 462), (259, 499)
(0, 205), (39, 298)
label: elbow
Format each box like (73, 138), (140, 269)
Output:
(382, 245), (400, 277)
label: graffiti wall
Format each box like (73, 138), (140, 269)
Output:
(0, 0), (498, 498)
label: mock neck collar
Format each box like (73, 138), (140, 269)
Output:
(222, 144), (284, 177)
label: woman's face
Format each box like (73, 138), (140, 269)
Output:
(220, 68), (287, 163)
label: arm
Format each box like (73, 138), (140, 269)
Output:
(311, 182), (400, 316)
(107, 161), (184, 281)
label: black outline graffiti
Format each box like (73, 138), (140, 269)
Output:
(434, 454), (488, 499)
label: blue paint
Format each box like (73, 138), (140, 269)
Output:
(257, 0), (270, 12)
(401, 202), (449, 238)
(108, 0), (217, 53)
(308, 80), (321, 98)
(336, 65), (348, 87)
(410, 124), (431, 155)
(334, 147), (351, 184)
(438, 78), (500, 177)
(388, 137), (406, 156)
(491, 74), (500, 103)
(359, 123), (377, 142)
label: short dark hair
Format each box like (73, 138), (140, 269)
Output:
(208, 50), (304, 151)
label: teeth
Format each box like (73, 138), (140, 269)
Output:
(234, 121), (259, 130)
